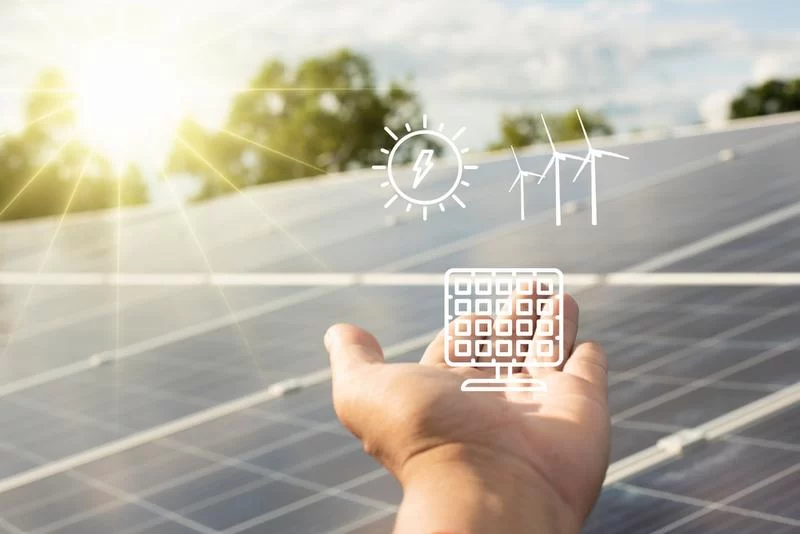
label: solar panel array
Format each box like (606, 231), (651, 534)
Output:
(0, 114), (798, 533)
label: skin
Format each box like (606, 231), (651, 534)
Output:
(324, 292), (609, 534)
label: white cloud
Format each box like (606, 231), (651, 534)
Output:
(699, 90), (735, 127)
(219, 0), (759, 142)
(1, 0), (799, 151)
(753, 52), (800, 83)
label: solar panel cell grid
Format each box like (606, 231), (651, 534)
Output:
(664, 511), (799, 534)
(592, 405), (800, 531)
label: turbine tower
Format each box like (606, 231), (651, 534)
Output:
(571, 109), (629, 226)
(508, 146), (542, 221)
(538, 114), (586, 226)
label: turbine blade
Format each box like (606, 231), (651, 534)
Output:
(538, 157), (555, 184)
(576, 109), (592, 150)
(597, 150), (630, 160)
(562, 153), (587, 162)
(572, 156), (591, 183)
(509, 172), (522, 192)
(510, 145), (522, 170)
(541, 114), (556, 152)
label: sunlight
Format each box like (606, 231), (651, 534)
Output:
(71, 40), (185, 168)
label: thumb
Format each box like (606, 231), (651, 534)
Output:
(324, 323), (385, 378)
(324, 324), (385, 439)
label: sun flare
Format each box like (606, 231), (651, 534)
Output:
(71, 40), (186, 167)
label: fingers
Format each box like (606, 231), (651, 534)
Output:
(324, 323), (384, 377)
(420, 314), (492, 367)
(528, 293), (579, 371)
(563, 341), (608, 393)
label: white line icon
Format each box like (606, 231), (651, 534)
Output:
(572, 110), (629, 226)
(374, 115), (479, 222)
(508, 146), (542, 221)
(444, 268), (565, 393)
(538, 114), (586, 226)
(412, 149), (435, 189)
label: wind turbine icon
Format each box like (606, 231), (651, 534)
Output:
(537, 114), (586, 226)
(508, 146), (542, 221)
(572, 109), (629, 226)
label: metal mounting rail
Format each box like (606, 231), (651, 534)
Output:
(605, 381), (800, 485)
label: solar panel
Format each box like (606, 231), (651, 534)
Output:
(586, 405), (800, 533)
(0, 115), (798, 533)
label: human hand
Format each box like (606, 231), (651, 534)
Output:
(324, 292), (609, 534)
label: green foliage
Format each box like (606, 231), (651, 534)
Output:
(487, 108), (614, 150)
(0, 69), (149, 222)
(730, 78), (800, 119)
(487, 113), (542, 151)
(558, 108), (614, 141)
(168, 49), (437, 200)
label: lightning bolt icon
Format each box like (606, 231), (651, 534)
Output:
(411, 149), (435, 189)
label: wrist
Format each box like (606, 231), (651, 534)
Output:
(395, 444), (580, 534)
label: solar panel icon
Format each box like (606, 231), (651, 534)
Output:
(445, 268), (565, 393)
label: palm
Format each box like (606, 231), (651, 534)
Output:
(349, 354), (608, 519)
(326, 292), (609, 524)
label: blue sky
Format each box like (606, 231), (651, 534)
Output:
(0, 0), (798, 165)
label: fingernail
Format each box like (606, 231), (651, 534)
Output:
(324, 325), (340, 350)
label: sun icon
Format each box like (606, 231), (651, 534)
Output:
(373, 114), (479, 221)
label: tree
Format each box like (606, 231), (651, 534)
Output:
(487, 108), (614, 150)
(557, 107), (614, 141)
(730, 79), (800, 119)
(0, 69), (149, 221)
(167, 49), (438, 199)
(487, 113), (543, 151)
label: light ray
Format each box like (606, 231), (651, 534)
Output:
(422, 206), (428, 221)
(452, 126), (467, 141)
(405, 123), (412, 132)
(175, 135), (330, 270)
(159, 168), (260, 373)
(461, 181), (471, 187)
(229, 86), (386, 93)
(113, 0), (128, 421)
(383, 127), (398, 141)
(452, 195), (466, 208)
(384, 195), (398, 208)
(372, 165), (387, 170)
(0, 88), (78, 94)
(380, 181), (390, 188)
(175, 136), (400, 338)
(460, 147), (470, 154)
(0, 86), (393, 96)
(0, 103), (72, 140)
(0, 147), (93, 359)
(464, 165), (479, 170)
(406, 203), (412, 212)
(20, 104), (72, 131)
(114, 153), (123, 363)
(439, 203), (445, 212)
(0, 137), (72, 219)
(217, 126), (327, 175)
(438, 123), (445, 132)
(380, 148), (389, 155)
(422, 114), (428, 129)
